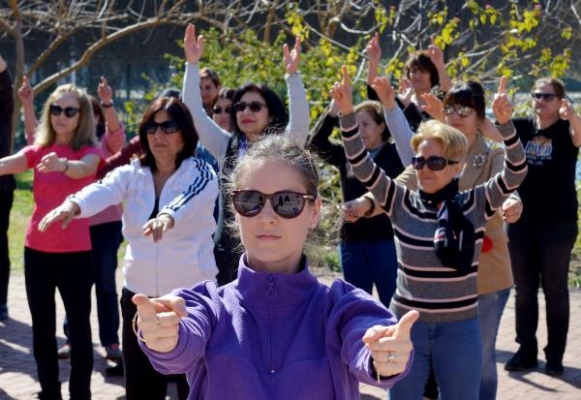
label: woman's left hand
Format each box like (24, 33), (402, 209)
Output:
(37, 152), (67, 173)
(143, 214), (175, 243)
(501, 197), (523, 224)
(362, 310), (418, 378)
(284, 35), (301, 75)
(559, 99), (576, 120)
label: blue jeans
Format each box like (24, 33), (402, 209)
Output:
(388, 318), (482, 400)
(478, 288), (510, 400)
(507, 221), (577, 363)
(339, 239), (397, 308)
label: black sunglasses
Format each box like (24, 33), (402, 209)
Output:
(411, 156), (459, 171)
(443, 105), (473, 118)
(232, 190), (315, 219)
(50, 105), (81, 118)
(212, 106), (232, 115)
(143, 120), (180, 135)
(531, 92), (557, 102)
(234, 101), (267, 113)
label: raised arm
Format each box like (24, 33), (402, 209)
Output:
(307, 100), (345, 167)
(0, 55), (15, 160)
(428, 38), (452, 93)
(16, 76), (38, 144)
(371, 77), (414, 167)
(282, 35), (310, 146)
(183, 23), (230, 164)
(484, 77), (528, 212)
(559, 98), (581, 147)
(366, 33), (381, 87)
(331, 66), (397, 214)
(97, 76), (125, 155)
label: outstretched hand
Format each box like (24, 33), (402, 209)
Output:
(427, 36), (445, 67)
(132, 294), (187, 353)
(143, 214), (175, 243)
(559, 98), (577, 121)
(365, 33), (381, 66)
(184, 23), (204, 64)
(283, 35), (302, 75)
(491, 76), (512, 125)
(329, 66), (354, 115)
(362, 310), (418, 378)
(38, 200), (80, 232)
(371, 76), (397, 111)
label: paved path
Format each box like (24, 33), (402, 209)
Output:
(1, 269), (580, 399)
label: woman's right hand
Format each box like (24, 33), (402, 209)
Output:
(18, 76), (35, 107)
(132, 293), (188, 353)
(38, 200), (80, 232)
(342, 197), (374, 222)
(371, 76), (397, 111)
(330, 65), (355, 115)
(420, 93), (445, 122)
(184, 23), (204, 64)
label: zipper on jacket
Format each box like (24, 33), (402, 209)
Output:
(267, 275), (276, 373)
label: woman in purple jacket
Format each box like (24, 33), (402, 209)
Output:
(132, 134), (417, 399)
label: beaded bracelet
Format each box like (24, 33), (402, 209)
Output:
(132, 312), (147, 343)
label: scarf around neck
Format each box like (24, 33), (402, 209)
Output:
(419, 179), (475, 272)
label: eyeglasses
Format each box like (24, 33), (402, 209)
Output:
(531, 92), (557, 102)
(411, 156), (459, 171)
(234, 101), (267, 113)
(232, 190), (315, 219)
(50, 105), (81, 118)
(143, 120), (180, 135)
(443, 105), (473, 118)
(212, 106), (232, 115)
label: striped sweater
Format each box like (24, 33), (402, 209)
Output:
(340, 113), (528, 322)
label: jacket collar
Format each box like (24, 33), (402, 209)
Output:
(234, 254), (320, 309)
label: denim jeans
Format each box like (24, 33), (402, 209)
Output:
(339, 239), (398, 308)
(478, 288), (510, 400)
(24, 248), (93, 400)
(388, 317), (482, 400)
(507, 221), (577, 363)
(0, 190), (13, 306)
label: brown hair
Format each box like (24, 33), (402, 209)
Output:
(533, 77), (566, 99)
(403, 50), (439, 88)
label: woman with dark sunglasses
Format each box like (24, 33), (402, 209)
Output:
(0, 84), (102, 400)
(18, 76), (127, 367)
(130, 134), (417, 399)
(504, 78), (581, 376)
(369, 80), (524, 400)
(332, 67), (527, 400)
(38, 96), (219, 400)
(182, 23), (310, 287)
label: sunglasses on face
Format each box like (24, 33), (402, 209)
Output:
(143, 120), (180, 135)
(232, 190), (315, 219)
(50, 105), (81, 118)
(411, 156), (459, 171)
(212, 106), (232, 115)
(234, 101), (267, 113)
(531, 92), (557, 102)
(443, 105), (473, 118)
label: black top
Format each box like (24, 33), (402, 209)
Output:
(0, 69), (16, 192)
(309, 112), (404, 241)
(513, 117), (579, 224)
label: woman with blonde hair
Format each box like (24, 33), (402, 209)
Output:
(0, 83), (102, 400)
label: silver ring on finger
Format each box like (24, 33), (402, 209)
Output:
(156, 313), (161, 326)
(387, 351), (395, 363)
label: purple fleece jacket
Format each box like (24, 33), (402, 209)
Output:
(141, 255), (412, 399)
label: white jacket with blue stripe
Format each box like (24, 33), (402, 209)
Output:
(71, 156), (219, 297)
